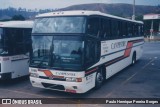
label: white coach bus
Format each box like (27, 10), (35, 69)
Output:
(0, 21), (33, 80)
(29, 11), (144, 93)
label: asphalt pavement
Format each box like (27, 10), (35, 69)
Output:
(0, 41), (160, 107)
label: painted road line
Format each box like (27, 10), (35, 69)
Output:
(0, 88), (79, 104)
(105, 58), (155, 98)
(141, 59), (155, 69)
(0, 88), (52, 98)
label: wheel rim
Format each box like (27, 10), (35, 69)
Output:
(132, 54), (136, 64)
(96, 72), (103, 84)
(132, 59), (135, 64)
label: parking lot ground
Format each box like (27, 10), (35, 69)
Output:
(0, 41), (160, 107)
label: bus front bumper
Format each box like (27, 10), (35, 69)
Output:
(0, 73), (11, 80)
(30, 77), (91, 93)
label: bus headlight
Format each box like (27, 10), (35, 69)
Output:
(30, 73), (39, 78)
(66, 77), (82, 82)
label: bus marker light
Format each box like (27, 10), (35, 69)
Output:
(66, 77), (82, 82)
(30, 73), (39, 78)
(76, 78), (82, 82)
(66, 89), (76, 93)
(66, 77), (76, 82)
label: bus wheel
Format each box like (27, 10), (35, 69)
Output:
(131, 52), (136, 65)
(95, 68), (104, 89)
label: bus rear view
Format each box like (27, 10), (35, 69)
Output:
(0, 21), (33, 80)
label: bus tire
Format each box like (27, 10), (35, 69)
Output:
(95, 68), (104, 89)
(131, 52), (136, 65)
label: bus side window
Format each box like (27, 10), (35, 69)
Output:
(14, 29), (24, 54)
(1, 29), (9, 53)
(87, 17), (100, 37)
(111, 19), (118, 39)
(7, 28), (17, 55)
(137, 24), (144, 37)
(122, 22), (127, 38)
(23, 29), (32, 54)
(85, 40), (94, 67)
(128, 23), (133, 37)
(133, 24), (138, 36)
(117, 21), (123, 39)
(138, 25), (141, 36)
(85, 39), (100, 67)
(141, 25), (144, 36)
(100, 18), (111, 40)
(10, 28), (32, 55)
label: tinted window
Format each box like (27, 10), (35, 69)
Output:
(31, 36), (84, 70)
(117, 21), (123, 38)
(0, 28), (4, 53)
(122, 22), (128, 37)
(141, 25), (144, 36)
(33, 17), (86, 33)
(133, 24), (139, 36)
(100, 18), (111, 40)
(3, 28), (32, 55)
(87, 17), (100, 37)
(128, 23), (133, 37)
(111, 19), (118, 39)
(85, 39), (100, 67)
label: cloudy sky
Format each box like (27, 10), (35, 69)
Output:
(0, 0), (160, 9)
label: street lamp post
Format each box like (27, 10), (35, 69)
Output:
(150, 20), (154, 39)
(132, 0), (135, 20)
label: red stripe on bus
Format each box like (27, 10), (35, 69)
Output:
(105, 56), (124, 66)
(85, 39), (143, 75)
(39, 70), (64, 79)
(43, 70), (54, 78)
(85, 67), (98, 75)
(124, 42), (133, 57)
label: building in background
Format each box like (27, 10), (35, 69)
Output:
(143, 14), (160, 40)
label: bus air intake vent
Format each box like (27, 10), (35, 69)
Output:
(41, 83), (65, 91)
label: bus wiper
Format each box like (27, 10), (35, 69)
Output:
(48, 36), (55, 66)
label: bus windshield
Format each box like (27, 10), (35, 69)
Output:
(30, 36), (84, 70)
(32, 17), (86, 34)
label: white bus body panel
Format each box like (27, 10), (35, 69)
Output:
(30, 37), (144, 93)
(0, 55), (29, 79)
(30, 10), (144, 93)
(30, 68), (96, 93)
(0, 21), (33, 79)
(98, 37), (143, 79)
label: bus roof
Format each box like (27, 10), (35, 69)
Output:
(0, 21), (33, 28)
(36, 10), (143, 24)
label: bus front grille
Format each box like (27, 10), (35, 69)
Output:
(41, 83), (65, 91)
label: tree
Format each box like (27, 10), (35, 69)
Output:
(135, 15), (143, 21)
(11, 15), (25, 21)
